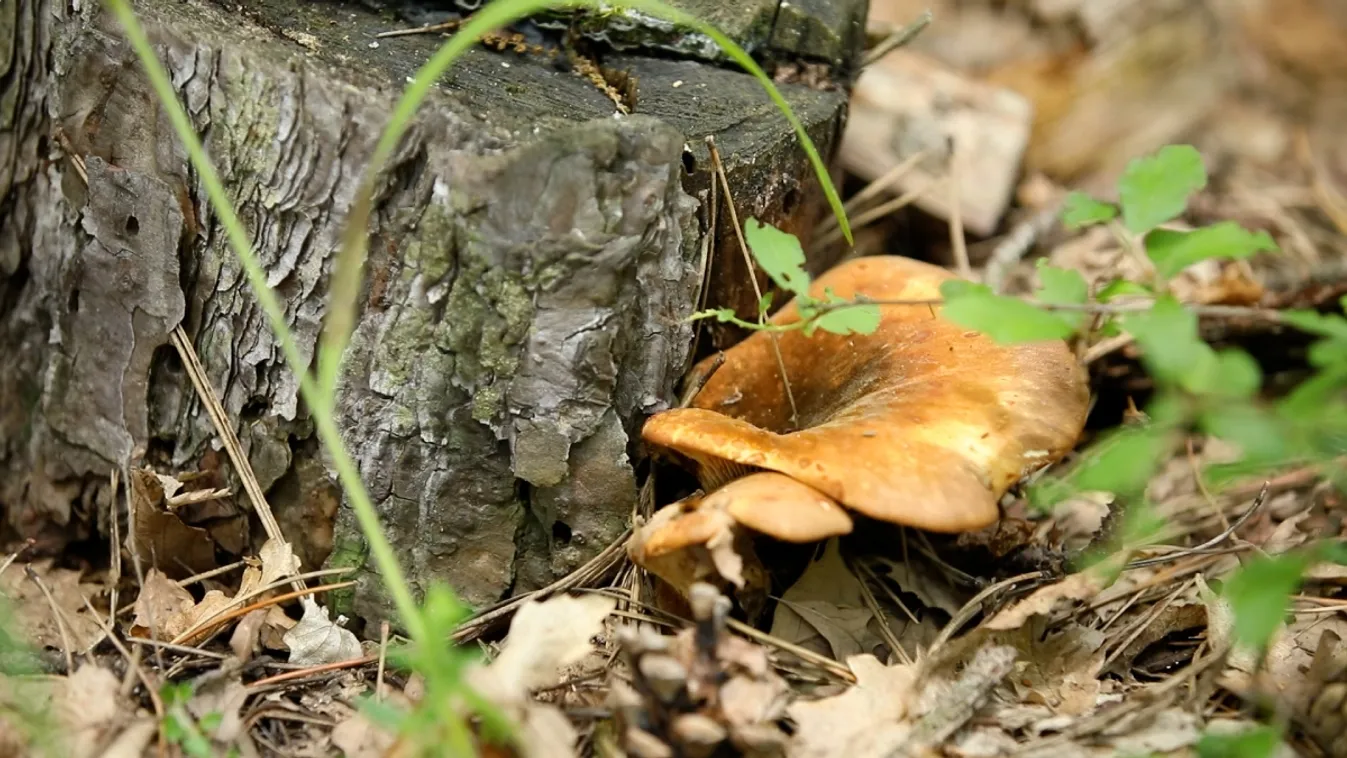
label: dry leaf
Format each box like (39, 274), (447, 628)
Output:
(230, 608), (270, 661)
(0, 559), (107, 654)
(284, 598), (363, 666)
(131, 568), (195, 637)
(985, 571), (1105, 630)
(332, 710), (398, 758)
(167, 589), (235, 642)
(467, 593), (616, 758)
(56, 664), (129, 758)
(771, 540), (888, 661)
(871, 555), (965, 616)
(788, 655), (916, 758)
(127, 467), (218, 579)
(471, 594), (616, 701)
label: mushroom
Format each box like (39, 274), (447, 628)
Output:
(630, 472), (853, 614)
(631, 254), (1090, 597)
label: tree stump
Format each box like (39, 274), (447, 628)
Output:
(0, 0), (863, 628)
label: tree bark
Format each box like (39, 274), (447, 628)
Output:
(0, 0), (861, 628)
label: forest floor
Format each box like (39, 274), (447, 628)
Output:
(5, 1), (1347, 757)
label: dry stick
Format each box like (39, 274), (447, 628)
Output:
(171, 327), (305, 595)
(24, 566), (75, 673)
(109, 468), (123, 631)
(0, 539), (32, 577)
(113, 560), (247, 619)
(983, 204), (1063, 294)
(860, 9), (934, 68)
(128, 638), (231, 661)
(375, 18), (463, 38)
(1123, 484), (1269, 571)
(928, 571), (1044, 656)
(813, 179), (939, 252)
(375, 621), (391, 701)
(815, 150), (929, 240)
(248, 655), (380, 690)
(171, 572), (357, 646)
(1099, 577), (1195, 671)
(849, 558), (912, 665)
(79, 593), (166, 720)
(946, 136), (972, 280)
(705, 136), (799, 427)
(725, 617), (856, 683)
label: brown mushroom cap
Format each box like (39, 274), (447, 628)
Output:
(643, 255), (1090, 533)
(703, 472), (853, 542)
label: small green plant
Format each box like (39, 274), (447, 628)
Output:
(729, 143), (1347, 740)
(160, 680), (239, 758)
(691, 218), (881, 335)
(0, 595), (58, 757)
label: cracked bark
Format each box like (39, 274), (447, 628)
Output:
(0, 0), (861, 629)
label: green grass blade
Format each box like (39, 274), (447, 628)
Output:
(103, 0), (430, 647)
(319, 0), (854, 398)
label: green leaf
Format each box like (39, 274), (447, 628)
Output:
(1071, 425), (1172, 498)
(812, 297), (881, 336)
(1196, 725), (1282, 758)
(1144, 222), (1277, 279)
(1200, 404), (1287, 463)
(1096, 279), (1153, 302)
(1207, 349), (1263, 399)
(744, 218), (811, 299)
(1061, 191), (1118, 229)
(939, 281), (1077, 344)
(757, 291), (774, 316)
(1118, 144), (1207, 234)
(1223, 551), (1315, 651)
(198, 712), (223, 733)
(1281, 309), (1347, 340)
(1035, 262), (1089, 329)
(1122, 296), (1215, 389)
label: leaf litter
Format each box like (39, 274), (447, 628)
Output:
(10, 3), (1347, 757)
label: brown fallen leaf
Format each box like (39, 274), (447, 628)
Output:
(332, 710), (400, 758)
(56, 664), (133, 758)
(787, 655), (917, 758)
(230, 608), (270, 661)
(284, 598), (363, 666)
(127, 466), (218, 580)
(1, 559), (106, 655)
(467, 593), (616, 758)
(771, 539), (893, 661)
(985, 571), (1106, 631)
(130, 568), (196, 638)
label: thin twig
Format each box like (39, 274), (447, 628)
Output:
(79, 593), (166, 719)
(171, 327), (306, 594)
(947, 136), (972, 280)
(706, 136), (799, 427)
(929, 572), (1045, 655)
(1123, 484), (1268, 570)
(25, 566), (75, 673)
(109, 469), (123, 630)
(848, 557), (912, 664)
(377, 620), (390, 701)
(375, 19), (463, 38)
(861, 10), (934, 68)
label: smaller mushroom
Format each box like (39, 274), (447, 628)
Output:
(629, 473), (853, 608)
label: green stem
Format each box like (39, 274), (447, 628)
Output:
(104, 0), (430, 647)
